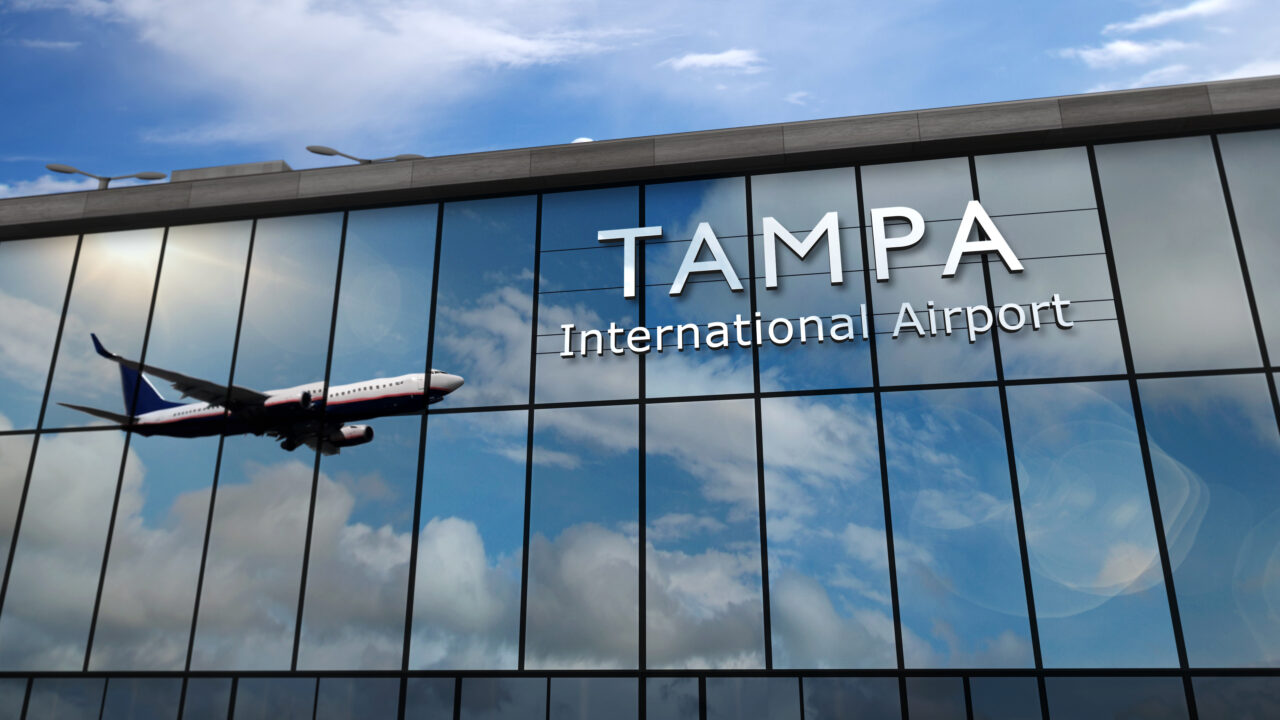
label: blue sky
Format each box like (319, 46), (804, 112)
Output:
(1, 0), (1278, 198)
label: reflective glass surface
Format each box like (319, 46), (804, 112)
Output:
(705, 677), (799, 720)
(458, 677), (544, 720)
(1044, 676), (1187, 719)
(0, 678), (21, 720)
(1095, 136), (1260, 372)
(646, 399), (764, 668)
(1007, 382), (1178, 667)
(802, 677), (900, 720)
(905, 677), (965, 720)
(1193, 676), (1280, 719)
(0, 236), (75, 430)
(761, 394), (895, 668)
(646, 678), (698, 720)
(25, 677), (104, 719)
(0, 434), (33, 589)
(99, 678), (181, 720)
(181, 678), (231, 720)
(314, 677), (399, 720)
(1139, 374), (1280, 666)
(969, 676), (1041, 720)
(404, 677), (455, 719)
(549, 678), (636, 720)
(233, 677), (316, 720)
(1218, 129), (1280, 360)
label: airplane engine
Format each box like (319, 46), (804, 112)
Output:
(329, 424), (374, 447)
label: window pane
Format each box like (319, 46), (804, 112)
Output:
(885, 388), (1033, 668)
(0, 434), (33, 589)
(25, 678), (104, 719)
(537, 187), (639, 403)
(404, 678), (455, 719)
(969, 677), (1041, 720)
(100, 678), (181, 720)
(1095, 136), (1260, 372)
(762, 394), (895, 668)
(705, 678), (798, 720)
(1007, 382), (1178, 667)
(1139, 374), (1280, 666)
(974, 147), (1097, 215)
(315, 677), (399, 720)
(905, 677), (964, 720)
(91, 221), (251, 671)
(646, 399), (764, 668)
(1044, 677), (1187, 720)
(549, 678), (636, 720)
(431, 196), (537, 408)
(43, 229), (163, 429)
(644, 178), (753, 398)
(0, 678), (24, 720)
(646, 678), (698, 720)
(233, 678), (316, 720)
(0, 235), (75, 430)
(802, 677), (900, 720)
(181, 678), (231, 720)
(526, 406), (638, 668)
(459, 678), (544, 720)
(1219, 130), (1280, 357)
(410, 411), (525, 669)
(191, 213), (342, 670)
(1193, 676), (1280, 719)
(0, 431), (124, 670)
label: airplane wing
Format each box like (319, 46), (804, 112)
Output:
(90, 333), (270, 408)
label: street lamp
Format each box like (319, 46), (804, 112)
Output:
(306, 145), (425, 164)
(46, 163), (166, 190)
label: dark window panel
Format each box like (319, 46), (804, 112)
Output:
(548, 678), (636, 720)
(180, 678), (231, 720)
(802, 677), (900, 720)
(100, 677), (182, 720)
(705, 677), (799, 720)
(1095, 136), (1260, 373)
(458, 678), (545, 720)
(1193, 676), (1280, 720)
(0, 235), (77, 430)
(905, 677), (965, 720)
(541, 186), (638, 251)
(0, 678), (24, 720)
(404, 678), (455, 719)
(1218, 130), (1280, 358)
(232, 678), (316, 720)
(969, 676), (1042, 720)
(314, 677), (399, 720)
(1139, 374), (1280, 665)
(974, 147), (1097, 215)
(646, 678), (699, 720)
(24, 677), (104, 720)
(1044, 676), (1187, 720)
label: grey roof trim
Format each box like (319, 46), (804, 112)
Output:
(2, 75), (1279, 240)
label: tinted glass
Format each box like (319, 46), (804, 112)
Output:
(24, 677), (104, 720)
(233, 678), (316, 720)
(314, 677), (399, 720)
(431, 196), (537, 408)
(1007, 382), (1178, 667)
(404, 678), (455, 719)
(180, 678), (231, 720)
(646, 678), (698, 720)
(549, 678), (636, 720)
(1193, 676), (1280, 719)
(802, 677), (900, 720)
(100, 678), (181, 720)
(91, 221), (251, 671)
(762, 394), (895, 668)
(905, 677), (965, 720)
(646, 399), (764, 668)
(0, 678), (24, 720)
(409, 411), (526, 669)
(969, 676), (1042, 720)
(1095, 136), (1260, 372)
(1044, 676), (1187, 719)
(0, 434), (33, 589)
(0, 235), (75, 430)
(525, 406), (638, 668)
(1219, 130), (1280, 358)
(705, 678), (799, 720)
(1139, 374), (1280, 665)
(458, 678), (544, 720)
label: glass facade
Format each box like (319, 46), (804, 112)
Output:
(0, 128), (1277, 718)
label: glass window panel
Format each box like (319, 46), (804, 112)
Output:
(751, 167), (859, 235)
(537, 188), (640, 403)
(314, 678), (399, 720)
(802, 677), (900, 720)
(646, 678), (698, 720)
(705, 678), (798, 720)
(0, 434), (33, 587)
(1138, 374), (1280, 666)
(100, 678), (181, 720)
(409, 411), (526, 669)
(459, 678), (544, 720)
(975, 147), (1097, 215)
(862, 156), (972, 224)
(233, 678), (315, 720)
(0, 678), (24, 720)
(549, 678), (635, 720)
(761, 394), (895, 668)
(969, 677), (1041, 720)
(0, 430), (124, 670)
(1095, 136), (1260, 372)
(0, 235), (76, 430)
(645, 178), (752, 398)
(1044, 677), (1187, 719)
(431, 196), (537, 408)
(526, 406), (638, 669)
(905, 677), (965, 720)
(1193, 676), (1280, 719)
(24, 678), (104, 720)
(885, 388), (1033, 668)
(404, 678), (455, 719)
(190, 214), (342, 671)
(181, 678), (231, 720)
(1007, 382), (1178, 667)
(91, 221), (251, 671)
(43, 229), (163, 429)
(1218, 130), (1280, 361)
(646, 399), (764, 669)
(297, 206), (436, 670)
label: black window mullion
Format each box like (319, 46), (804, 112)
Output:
(517, 194), (543, 670)
(638, 184), (647, 687)
(744, 175), (773, 670)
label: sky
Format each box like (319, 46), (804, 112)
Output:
(1, 0), (1278, 198)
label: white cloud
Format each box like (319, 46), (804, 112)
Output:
(1103, 0), (1235, 35)
(0, 174), (98, 199)
(784, 91), (810, 106)
(16, 39), (81, 50)
(1059, 39), (1193, 69)
(661, 48), (764, 74)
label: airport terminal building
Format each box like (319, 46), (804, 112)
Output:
(0, 76), (1279, 719)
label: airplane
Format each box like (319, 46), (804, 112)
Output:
(59, 334), (464, 454)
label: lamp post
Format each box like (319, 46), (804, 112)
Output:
(45, 163), (166, 190)
(306, 145), (425, 164)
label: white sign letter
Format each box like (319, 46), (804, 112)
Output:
(670, 222), (744, 295)
(871, 207), (926, 281)
(599, 226), (663, 298)
(942, 201), (1023, 277)
(763, 212), (842, 288)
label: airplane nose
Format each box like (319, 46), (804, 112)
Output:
(437, 373), (464, 393)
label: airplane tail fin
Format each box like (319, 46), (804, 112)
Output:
(91, 334), (184, 416)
